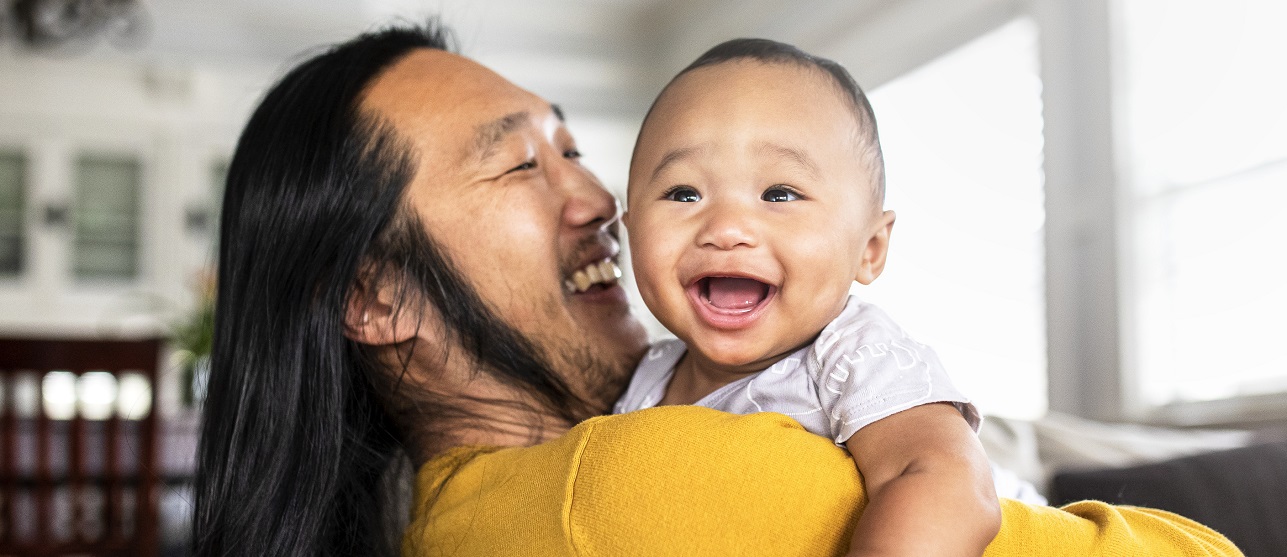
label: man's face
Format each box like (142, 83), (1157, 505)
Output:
(626, 61), (889, 372)
(362, 49), (648, 404)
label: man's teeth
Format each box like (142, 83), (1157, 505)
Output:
(565, 260), (622, 293)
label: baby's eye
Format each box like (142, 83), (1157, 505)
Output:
(663, 186), (701, 202)
(762, 185), (801, 202)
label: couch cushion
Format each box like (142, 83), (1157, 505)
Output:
(1050, 441), (1287, 557)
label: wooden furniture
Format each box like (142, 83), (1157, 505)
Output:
(0, 338), (163, 557)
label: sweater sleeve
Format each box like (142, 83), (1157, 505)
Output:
(566, 407), (1242, 557)
(987, 499), (1241, 556)
(405, 406), (1242, 557)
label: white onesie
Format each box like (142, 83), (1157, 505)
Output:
(614, 295), (1049, 504)
(614, 295), (981, 444)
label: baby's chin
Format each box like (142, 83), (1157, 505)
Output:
(685, 338), (796, 375)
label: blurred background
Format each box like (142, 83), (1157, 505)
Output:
(0, 0), (1285, 554)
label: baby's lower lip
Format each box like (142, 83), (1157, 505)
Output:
(685, 277), (776, 330)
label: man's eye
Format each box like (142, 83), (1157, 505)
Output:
(564, 149), (582, 159)
(762, 185), (801, 202)
(662, 186), (701, 202)
(509, 160), (537, 173)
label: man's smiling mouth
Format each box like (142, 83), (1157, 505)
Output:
(564, 259), (623, 294)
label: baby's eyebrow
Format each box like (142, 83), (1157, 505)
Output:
(651, 145), (707, 182)
(757, 142), (821, 181)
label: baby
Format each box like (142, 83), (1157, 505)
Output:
(616, 39), (1002, 556)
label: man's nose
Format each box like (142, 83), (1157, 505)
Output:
(696, 199), (757, 250)
(560, 163), (620, 230)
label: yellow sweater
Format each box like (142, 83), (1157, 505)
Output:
(403, 406), (1241, 557)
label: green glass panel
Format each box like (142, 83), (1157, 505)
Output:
(74, 156), (140, 280)
(0, 152), (25, 275)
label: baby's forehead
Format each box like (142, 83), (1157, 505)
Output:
(634, 61), (869, 168)
(629, 60), (883, 203)
(638, 63), (870, 165)
(649, 60), (853, 122)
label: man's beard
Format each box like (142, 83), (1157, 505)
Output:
(393, 214), (628, 425)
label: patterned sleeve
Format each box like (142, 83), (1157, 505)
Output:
(807, 299), (981, 444)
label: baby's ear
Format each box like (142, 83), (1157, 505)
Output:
(343, 275), (420, 346)
(855, 210), (896, 285)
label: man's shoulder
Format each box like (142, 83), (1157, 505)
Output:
(584, 405), (846, 451)
(565, 407), (861, 556)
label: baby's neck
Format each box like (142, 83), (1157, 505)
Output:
(659, 348), (795, 406)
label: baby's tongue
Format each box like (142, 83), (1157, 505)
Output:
(705, 277), (769, 310)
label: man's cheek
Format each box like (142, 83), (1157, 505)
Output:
(497, 271), (568, 329)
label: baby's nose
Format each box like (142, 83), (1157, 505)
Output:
(696, 202), (758, 250)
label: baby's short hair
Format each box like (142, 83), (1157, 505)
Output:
(646, 38), (886, 201)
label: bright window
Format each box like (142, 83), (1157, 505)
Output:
(863, 18), (1047, 420)
(1118, 0), (1287, 405)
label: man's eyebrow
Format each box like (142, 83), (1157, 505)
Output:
(552, 104), (565, 122)
(473, 111), (530, 161)
(651, 145), (707, 182)
(757, 141), (822, 180)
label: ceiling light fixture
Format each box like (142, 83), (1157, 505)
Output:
(3, 0), (148, 51)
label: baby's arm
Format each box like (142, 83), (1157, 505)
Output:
(843, 402), (1000, 557)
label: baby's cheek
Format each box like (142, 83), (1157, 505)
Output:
(627, 235), (659, 279)
(626, 245), (670, 310)
(782, 236), (862, 309)
(630, 222), (681, 279)
(793, 234), (852, 267)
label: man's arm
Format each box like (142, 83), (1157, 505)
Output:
(845, 402), (1001, 557)
(406, 406), (1243, 556)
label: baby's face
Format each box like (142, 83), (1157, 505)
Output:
(626, 61), (893, 372)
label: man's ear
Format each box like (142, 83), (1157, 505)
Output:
(855, 210), (896, 285)
(343, 279), (420, 346)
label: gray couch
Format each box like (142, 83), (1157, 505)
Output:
(980, 413), (1284, 556)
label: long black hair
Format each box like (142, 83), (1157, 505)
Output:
(193, 23), (447, 557)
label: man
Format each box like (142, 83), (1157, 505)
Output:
(194, 21), (1240, 557)
(342, 32), (651, 459)
(195, 22), (648, 557)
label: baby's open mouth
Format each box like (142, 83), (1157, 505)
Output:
(698, 276), (771, 313)
(687, 275), (775, 330)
